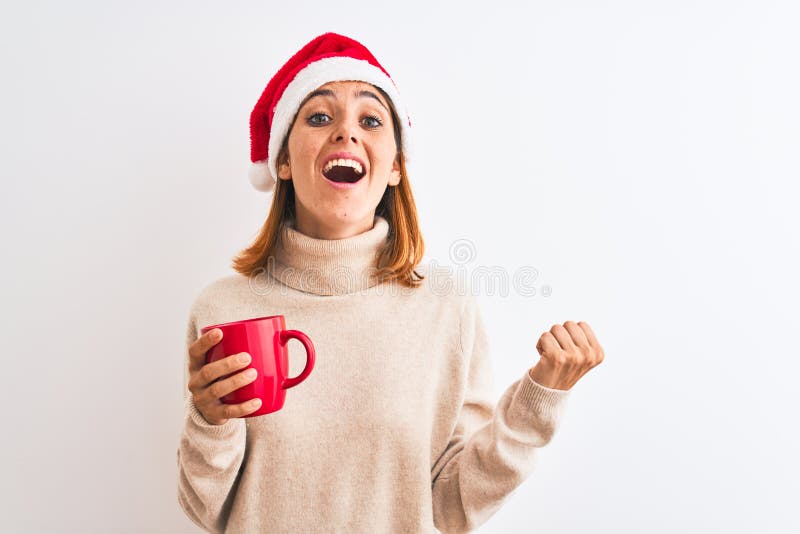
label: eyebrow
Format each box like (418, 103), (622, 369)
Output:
(299, 88), (388, 112)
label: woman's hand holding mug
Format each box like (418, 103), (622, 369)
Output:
(187, 328), (262, 425)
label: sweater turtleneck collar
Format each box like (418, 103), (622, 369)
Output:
(268, 215), (391, 296)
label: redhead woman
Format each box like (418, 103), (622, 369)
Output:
(176, 32), (604, 533)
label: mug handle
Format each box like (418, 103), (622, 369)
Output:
(279, 330), (316, 389)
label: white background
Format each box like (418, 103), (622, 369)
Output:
(1, 1), (798, 532)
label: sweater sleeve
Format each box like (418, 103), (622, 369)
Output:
(176, 312), (247, 534)
(431, 295), (571, 533)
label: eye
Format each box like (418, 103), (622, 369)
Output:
(307, 112), (330, 126)
(362, 115), (383, 128)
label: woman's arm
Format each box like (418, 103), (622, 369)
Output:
(176, 316), (247, 534)
(430, 296), (571, 533)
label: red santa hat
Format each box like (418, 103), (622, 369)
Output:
(248, 32), (413, 193)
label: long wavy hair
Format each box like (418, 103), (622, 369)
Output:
(232, 86), (425, 289)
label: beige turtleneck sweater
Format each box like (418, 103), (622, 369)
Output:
(176, 215), (571, 533)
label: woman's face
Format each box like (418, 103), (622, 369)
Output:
(277, 80), (400, 238)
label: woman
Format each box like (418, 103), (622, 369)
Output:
(177, 32), (604, 533)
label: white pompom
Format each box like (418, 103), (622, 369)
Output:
(248, 161), (276, 193)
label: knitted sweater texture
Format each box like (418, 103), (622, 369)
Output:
(176, 215), (570, 533)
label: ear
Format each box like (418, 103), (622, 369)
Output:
(277, 155), (291, 180)
(388, 155), (401, 186)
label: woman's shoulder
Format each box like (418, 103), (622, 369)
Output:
(187, 272), (252, 316)
(408, 261), (477, 312)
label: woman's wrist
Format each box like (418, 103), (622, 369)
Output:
(528, 363), (570, 391)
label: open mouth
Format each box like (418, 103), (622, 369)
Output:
(322, 159), (366, 183)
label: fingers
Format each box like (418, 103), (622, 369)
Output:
(189, 353), (262, 425)
(577, 321), (601, 350)
(206, 364), (258, 402)
(534, 320), (604, 390)
(190, 352), (252, 392)
(563, 320), (590, 349)
(188, 328), (223, 374)
(578, 321), (605, 363)
(538, 331), (562, 357)
(204, 397), (264, 425)
(549, 324), (576, 351)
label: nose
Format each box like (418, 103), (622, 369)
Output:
(331, 116), (359, 145)
(336, 134), (357, 143)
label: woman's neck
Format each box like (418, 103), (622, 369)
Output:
(293, 205), (376, 239)
(268, 214), (391, 296)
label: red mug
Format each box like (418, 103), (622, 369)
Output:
(200, 315), (315, 417)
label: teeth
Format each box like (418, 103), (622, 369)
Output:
(322, 158), (363, 175)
